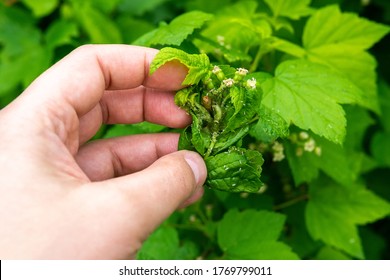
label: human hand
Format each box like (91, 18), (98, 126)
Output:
(0, 45), (207, 259)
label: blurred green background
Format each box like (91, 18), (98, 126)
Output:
(1, 0), (389, 108)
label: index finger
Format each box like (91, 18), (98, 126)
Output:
(23, 45), (188, 117)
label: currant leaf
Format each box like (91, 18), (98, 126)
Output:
(218, 209), (299, 259)
(150, 47), (210, 85)
(306, 177), (390, 259)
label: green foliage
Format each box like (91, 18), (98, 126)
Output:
(1, 0), (390, 260)
(134, 11), (213, 47)
(218, 209), (299, 259)
(306, 177), (390, 259)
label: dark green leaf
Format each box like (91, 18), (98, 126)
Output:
(205, 148), (263, 193)
(45, 20), (78, 49)
(371, 132), (390, 167)
(284, 140), (319, 185)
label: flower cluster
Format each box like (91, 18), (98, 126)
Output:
(290, 131), (322, 157)
(248, 141), (285, 162)
(210, 65), (257, 92)
(271, 141), (285, 162)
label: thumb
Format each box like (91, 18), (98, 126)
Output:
(86, 150), (207, 248)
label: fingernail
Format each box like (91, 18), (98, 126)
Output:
(184, 152), (206, 186)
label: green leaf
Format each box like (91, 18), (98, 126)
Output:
(303, 5), (389, 50)
(371, 132), (390, 167)
(281, 202), (320, 258)
(270, 37), (306, 58)
(185, 0), (234, 13)
(0, 5), (40, 57)
(134, 11), (213, 47)
(264, 0), (313, 20)
(103, 122), (165, 139)
(285, 132), (362, 186)
(305, 177), (390, 259)
(73, 3), (122, 44)
(377, 80), (390, 133)
(196, 1), (271, 62)
(188, 115), (211, 155)
(250, 105), (289, 143)
(45, 20), (78, 50)
(218, 209), (299, 259)
(260, 59), (367, 144)
(205, 148), (263, 193)
(118, 0), (170, 15)
(116, 17), (155, 44)
(314, 246), (352, 260)
(137, 227), (179, 260)
(21, 0), (59, 17)
(312, 136), (358, 186)
(302, 5), (390, 112)
(150, 47), (210, 85)
(284, 140), (319, 185)
(344, 105), (375, 151)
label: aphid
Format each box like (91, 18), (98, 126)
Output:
(202, 95), (212, 111)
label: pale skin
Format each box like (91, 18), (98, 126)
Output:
(0, 45), (207, 259)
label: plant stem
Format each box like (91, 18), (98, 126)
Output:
(273, 194), (309, 211)
(249, 44), (264, 73)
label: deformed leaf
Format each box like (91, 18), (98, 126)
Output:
(150, 48), (264, 193)
(205, 147), (263, 193)
(150, 47), (210, 85)
(250, 105), (289, 143)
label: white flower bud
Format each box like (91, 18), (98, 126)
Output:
(212, 65), (222, 74)
(236, 68), (249, 76)
(246, 77), (257, 90)
(304, 138), (316, 152)
(299, 131), (309, 140)
(223, 78), (235, 87)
